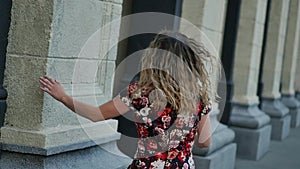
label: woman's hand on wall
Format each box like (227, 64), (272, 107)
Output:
(39, 75), (67, 102)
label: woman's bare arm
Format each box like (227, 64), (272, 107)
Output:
(195, 114), (211, 147)
(39, 75), (130, 122)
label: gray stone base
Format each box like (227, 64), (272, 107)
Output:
(193, 143), (236, 169)
(0, 142), (132, 169)
(290, 108), (300, 128)
(261, 98), (291, 141)
(282, 95), (300, 128)
(231, 125), (271, 160)
(270, 115), (291, 140)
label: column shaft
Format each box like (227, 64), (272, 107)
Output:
(230, 0), (272, 161)
(261, 0), (291, 141)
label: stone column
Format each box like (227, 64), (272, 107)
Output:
(0, 0), (131, 168)
(281, 0), (300, 128)
(261, 0), (291, 141)
(181, 1), (236, 169)
(230, 0), (271, 160)
(0, 0), (11, 128)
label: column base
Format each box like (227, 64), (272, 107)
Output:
(0, 141), (132, 169)
(193, 143), (236, 169)
(231, 125), (271, 160)
(282, 95), (300, 128)
(261, 98), (291, 140)
(270, 115), (291, 140)
(229, 104), (270, 129)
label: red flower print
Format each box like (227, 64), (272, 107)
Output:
(139, 125), (149, 138)
(162, 115), (171, 123)
(167, 149), (179, 160)
(155, 152), (167, 161)
(141, 97), (149, 107)
(178, 151), (187, 162)
(128, 82), (138, 93)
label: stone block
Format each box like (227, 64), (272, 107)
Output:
(181, 0), (205, 29)
(3, 55), (47, 130)
(231, 125), (271, 160)
(7, 0), (53, 57)
(193, 143), (237, 169)
(49, 0), (122, 59)
(270, 115), (291, 140)
(0, 141), (132, 169)
(202, 0), (227, 32)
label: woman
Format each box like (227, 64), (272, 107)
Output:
(39, 31), (219, 169)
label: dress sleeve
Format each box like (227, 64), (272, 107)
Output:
(113, 73), (141, 112)
(201, 104), (212, 116)
(116, 81), (139, 111)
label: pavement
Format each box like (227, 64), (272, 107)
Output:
(235, 126), (300, 169)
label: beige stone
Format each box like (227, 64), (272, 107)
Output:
(7, 0), (53, 57)
(232, 0), (268, 105)
(282, 0), (300, 95)
(262, 0), (290, 99)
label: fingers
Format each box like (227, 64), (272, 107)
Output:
(40, 86), (50, 94)
(44, 75), (57, 84)
(39, 75), (59, 93)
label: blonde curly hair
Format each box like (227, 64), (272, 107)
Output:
(135, 30), (220, 114)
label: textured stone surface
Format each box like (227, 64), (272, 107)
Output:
(3, 55), (47, 130)
(7, 0), (53, 57)
(0, 141), (132, 169)
(193, 143), (236, 169)
(231, 125), (271, 160)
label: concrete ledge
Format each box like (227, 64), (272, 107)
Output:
(193, 143), (237, 169)
(231, 125), (271, 160)
(1, 120), (120, 155)
(270, 115), (291, 140)
(0, 141), (132, 169)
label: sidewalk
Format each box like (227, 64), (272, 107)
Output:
(235, 126), (300, 169)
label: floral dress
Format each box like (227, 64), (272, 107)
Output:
(120, 80), (211, 169)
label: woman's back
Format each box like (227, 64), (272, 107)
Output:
(121, 79), (211, 169)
